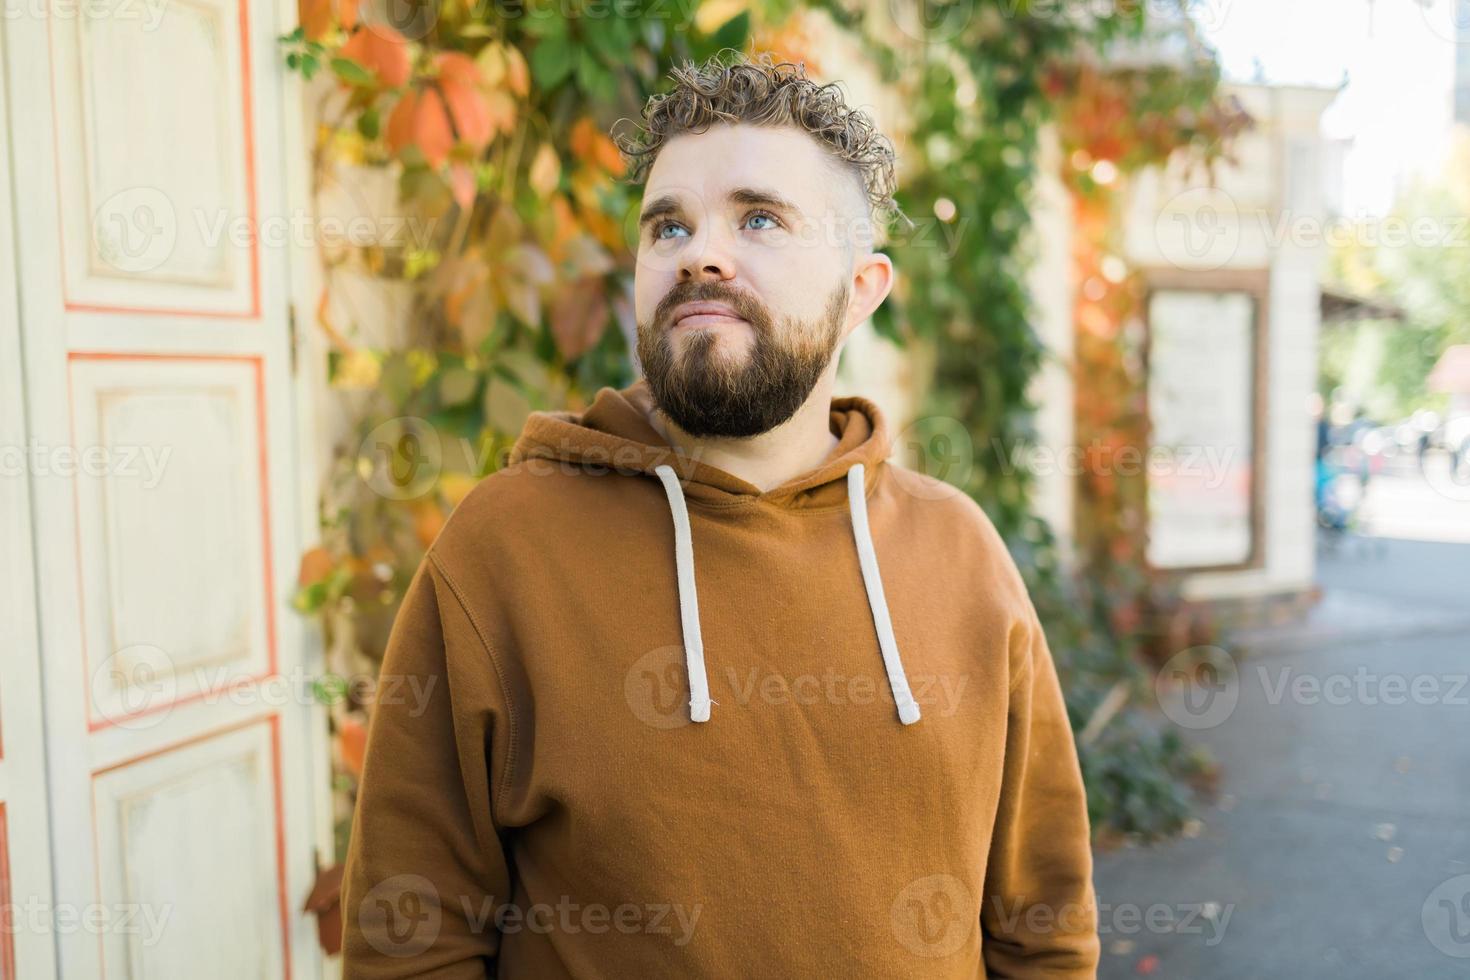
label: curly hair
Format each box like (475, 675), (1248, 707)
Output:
(613, 51), (903, 231)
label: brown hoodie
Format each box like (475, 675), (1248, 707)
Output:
(340, 379), (1098, 978)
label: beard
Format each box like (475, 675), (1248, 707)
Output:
(635, 279), (849, 439)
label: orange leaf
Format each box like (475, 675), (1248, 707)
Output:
(413, 500), (447, 548)
(569, 117), (598, 166)
(339, 25), (410, 89)
(569, 117), (625, 176)
(338, 716), (368, 777)
(387, 88), (454, 168)
(385, 89), (415, 152)
(436, 51), (482, 88)
(448, 162), (476, 210)
(297, 546), (334, 587)
(440, 76), (492, 149)
(594, 134), (625, 176)
(298, 0), (333, 41)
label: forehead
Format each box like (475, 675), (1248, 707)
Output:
(645, 123), (838, 213)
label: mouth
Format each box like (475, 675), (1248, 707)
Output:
(669, 301), (749, 330)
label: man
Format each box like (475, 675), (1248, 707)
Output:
(342, 53), (1098, 977)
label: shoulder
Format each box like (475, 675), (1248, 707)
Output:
(424, 459), (575, 574)
(881, 462), (1033, 614)
(425, 456), (651, 584)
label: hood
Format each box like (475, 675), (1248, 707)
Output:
(507, 378), (894, 511)
(506, 377), (920, 726)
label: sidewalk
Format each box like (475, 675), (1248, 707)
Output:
(1093, 535), (1470, 978)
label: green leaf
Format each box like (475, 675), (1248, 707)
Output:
(585, 20), (625, 63)
(438, 366), (480, 407)
(530, 36), (574, 88)
(575, 48), (614, 96)
(709, 12), (749, 50)
(357, 106), (380, 140)
(522, 9), (568, 39)
(331, 56), (376, 87)
(313, 674), (350, 706)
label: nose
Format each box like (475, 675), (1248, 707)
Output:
(678, 226), (736, 284)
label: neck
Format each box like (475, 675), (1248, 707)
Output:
(646, 371), (842, 493)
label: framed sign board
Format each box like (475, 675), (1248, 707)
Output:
(1142, 270), (1268, 573)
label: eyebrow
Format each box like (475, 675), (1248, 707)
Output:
(638, 187), (804, 230)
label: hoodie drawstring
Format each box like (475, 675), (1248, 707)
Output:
(653, 462), (921, 726)
(846, 463), (922, 725)
(654, 464), (714, 722)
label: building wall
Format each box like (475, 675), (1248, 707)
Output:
(1120, 83), (1341, 602)
(1025, 125), (1079, 558)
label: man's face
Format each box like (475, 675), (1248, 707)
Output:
(633, 123), (865, 439)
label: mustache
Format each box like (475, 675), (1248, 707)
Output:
(654, 281), (771, 332)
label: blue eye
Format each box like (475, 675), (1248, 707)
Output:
(654, 221), (688, 240)
(746, 212), (780, 231)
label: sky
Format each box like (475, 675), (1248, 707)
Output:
(1194, 0), (1464, 215)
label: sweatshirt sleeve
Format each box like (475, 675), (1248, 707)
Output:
(340, 554), (515, 979)
(979, 613), (1100, 977)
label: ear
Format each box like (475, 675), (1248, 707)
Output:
(842, 250), (894, 339)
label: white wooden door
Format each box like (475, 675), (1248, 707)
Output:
(0, 36), (60, 977)
(1, 0), (329, 976)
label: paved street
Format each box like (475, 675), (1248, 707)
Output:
(1093, 473), (1470, 978)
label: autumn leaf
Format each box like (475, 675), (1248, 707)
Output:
(387, 88), (454, 168)
(437, 50), (481, 88)
(338, 25), (410, 89)
(297, 546), (335, 587)
(338, 716), (368, 776)
(569, 117), (625, 175)
(412, 499), (447, 548)
(528, 142), (561, 197)
(485, 90), (518, 137)
(560, 234), (614, 278)
(477, 210), (557, 331)
(439, 472), (480, 506)
(542, 194), (579, 261)
(504, 46), (530, 97)
(448, 162), (477, 209)
(475, 42), (508, 88)
(549, 276), (610, 361)
(472, 37), (534, 100)
(298, 0), (333, 41)
(436, 52), (493, 149)
(331, 347), (383, 388)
